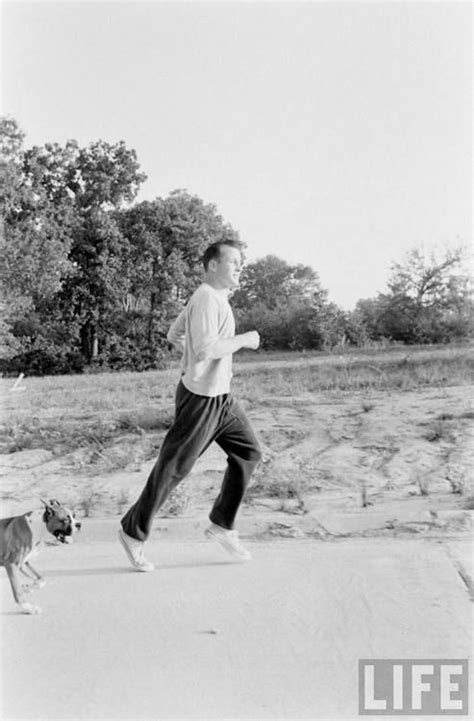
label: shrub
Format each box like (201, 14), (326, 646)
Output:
(1, 337), (85, 376)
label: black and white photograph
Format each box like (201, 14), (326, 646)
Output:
(0, 0), (472, 719)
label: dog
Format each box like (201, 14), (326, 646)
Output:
(0, 499), (81, 614)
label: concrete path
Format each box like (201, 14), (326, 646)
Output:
(1, 528), (472, 720)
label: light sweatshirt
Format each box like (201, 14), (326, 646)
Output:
(167, 283), (235, 397)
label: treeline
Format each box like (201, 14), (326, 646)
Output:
(1, 117), (472, 375)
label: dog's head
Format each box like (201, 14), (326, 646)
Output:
(41, 499), (81, 543)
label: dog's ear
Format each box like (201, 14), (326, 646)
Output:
(40, 498), (57, 520)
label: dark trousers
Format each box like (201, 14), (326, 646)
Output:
(121, 381), (261, 541)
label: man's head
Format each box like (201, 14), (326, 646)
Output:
(202, 240), (243, 290)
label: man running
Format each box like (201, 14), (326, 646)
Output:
(119, 240), (262, 570)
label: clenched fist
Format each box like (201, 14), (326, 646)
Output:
(244, 331), (260, 350)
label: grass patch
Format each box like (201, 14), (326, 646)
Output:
(116, 409), (173, 433)
(234, 347), (474, 398)
(0, 411), (173, 456)
(1, 345), (472, 458)
(423, 420), (455, 443)
(246, 454), (319, 512)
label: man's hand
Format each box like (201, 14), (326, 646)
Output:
(243, 331), (260, 350)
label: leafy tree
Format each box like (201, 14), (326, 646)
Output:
(354, 246), (472, 344)
(389, 247), (465, 307)
(0, 120), (147, 370)
(232, 255), (323, 311)
(0, 119), (75, 312)
(61, 209), (131, 360)
(26, 138), (147, 361)
(233, 256), (332, 350)
(0, 119), (78, 376)
(315, 302), (350, 349)
(0, 116), (25, 217)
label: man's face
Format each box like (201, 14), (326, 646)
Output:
(212, 245), (242, 289)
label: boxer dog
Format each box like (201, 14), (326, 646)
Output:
(0, 499), (81, 614)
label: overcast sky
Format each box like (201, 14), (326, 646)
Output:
(1, 0), (471, 308)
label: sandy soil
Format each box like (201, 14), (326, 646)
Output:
(1, 382), (473, 719)
(1, 385), (473, 521)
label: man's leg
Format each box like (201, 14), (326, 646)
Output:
(121, 382), (223, 542)
(209, 396), (261, 530)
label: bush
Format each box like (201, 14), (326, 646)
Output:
(236, 300), (323, 351)
(1, 336), (85, 376)
(93, 336), (169, 372)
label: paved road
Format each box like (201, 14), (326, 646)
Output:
(1, 529), (472, 720)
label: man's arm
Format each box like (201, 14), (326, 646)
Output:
(167, 308), (186, 352)
(204, 332), (260, 359)
(188, 296), (259, 361)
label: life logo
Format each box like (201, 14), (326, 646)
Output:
(359, 659), (469, 715)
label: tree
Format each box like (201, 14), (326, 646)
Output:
(232, 255), (332, 350)
(232, 255), (324, 311)
(33, 138), (147, 361)
(61, 209), (130, 360)
(0, 121), (148, 370)
(354, 246), (472, 344)
(0, 119), (76, 308)
(389, 247), (466, 308)
(0, 116), (25, 218)
(0, 118), (77, 375)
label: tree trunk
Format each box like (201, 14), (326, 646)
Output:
(91, 328), (98, 358)
(147, 291), (156, 344)
(81, 320), (99, 362)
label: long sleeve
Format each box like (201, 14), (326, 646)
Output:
(167, 309), (186, 352)
(187, 293), (222, 361)
(178, 284), (236, 396)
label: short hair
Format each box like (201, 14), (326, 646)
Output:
(202, 240), (242, 270)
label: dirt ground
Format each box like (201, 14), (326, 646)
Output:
(0, 382), (473, 719)
(1, 384), (473, 523)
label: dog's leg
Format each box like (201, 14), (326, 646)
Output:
(4, 562), (41, 615)
(21, 561), (46, 589)
(17, 565), (35, 595)
(20, 564), (36, 581)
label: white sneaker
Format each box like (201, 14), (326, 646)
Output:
(118, 529), (154, 572)
(205, 523), (252, 561)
